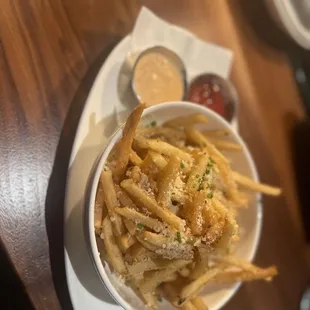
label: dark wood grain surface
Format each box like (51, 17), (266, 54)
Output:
(0, 1), (309, 309)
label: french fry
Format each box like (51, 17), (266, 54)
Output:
(209, 139), (242, 151)
(138, 126), (186, 141)
(117, 233), (136, 253)
(124, 243), (149, 264)
(189, 249), (209, 280)
(100, 171), (126, 236)
(148, 151), (168, 170)
(116, 185), (138, 210)
(101, 216), (127, 274)
(126, 256), (168, 275)
(186, 154), (209, 195)
(129, 150), (143, 166)
(164, 113), (208, 128)
(191, 296), (208, 310)
(210, 255), (261, 272)
(134, 136), (192, 163)
(140, 259), (190, 293)
(232, 171), (282, 196)
(183, 192), (205, 236)
(113, 104), (145, 181)
(209, 198), (238, 249)
(139, 232), (194, 261)
(115, 207), (166, 233)
(94, 185), (105, 235)
(157, 155), (181, 207)
(179, 268), (220, 303)
(207, 266), (278, 285)
(203, 129), (230, 137)
(181, 301), (197, 310)
(123, 219), (137, 235)
(121, 179), (186, 231)
(185, 127), (229, 164)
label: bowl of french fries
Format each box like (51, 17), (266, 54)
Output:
(86, 101), (281, 310)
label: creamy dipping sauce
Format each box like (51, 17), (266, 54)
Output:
(132, 51), (184, 106)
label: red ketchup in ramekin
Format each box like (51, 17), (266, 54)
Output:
(187, 74), (236, 122)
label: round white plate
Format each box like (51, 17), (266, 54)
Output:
(64, 35), (243, 310)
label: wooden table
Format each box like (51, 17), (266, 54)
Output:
(1, 0), (309, 309)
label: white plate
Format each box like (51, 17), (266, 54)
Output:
(84, 102), (263, 310)
(64, 35), (245, 310)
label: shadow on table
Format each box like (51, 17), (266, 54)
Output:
(45, 37), (122, 310)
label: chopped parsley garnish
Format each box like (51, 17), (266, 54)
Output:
(193, 183), (197, 188)
(198, 184), (204, 191)
(195, 174), (200, 178)
(150, 120), (157, 127)
(176, 231), (182, 243)
(209, 157), (215, 164)
(180, 162), (185, 169)
(207, 192), (213, 199)
(205, 169), (210, 175)
(136, 223), (144, 230)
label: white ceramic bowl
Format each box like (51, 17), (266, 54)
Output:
(84, 102), (262, 310)
(266, 0), (310, 50)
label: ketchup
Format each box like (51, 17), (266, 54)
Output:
(187, 74), (235, 122)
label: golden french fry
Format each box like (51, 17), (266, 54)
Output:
(209, 139), (242, 151)
(121, 179), (186, 231)
(191, 296), (208, 310)
(101, 216), (127, 274)
(94, 185), (105, 235)
(138, 126), (186, 141)
(140, 259), (190, 293)
(207, 266), (278, 285)
(123, 218), (137, 235)
(134, 136), (192, 163)
(209, 198), (238, 249)
(115, 207), (165, 233)
(232, 171), (282, 196)
(124, 243), (149, 264)
(183, 192), (205, 236)
(164, 114), (208, 128)
(185, 126), (229, 164)
(211, 255), (261, 272)
(126, 256), (168, 275)
(138, 232), (194, 261)
(203, 129), (230, 137)
(117, 233), (136, 253)
(189, 249), (209, 280)
(186, 154), (209, 195)
(148, 151), (168, 170)
(113, 104), (145, 181)
(100, 171), (125, 236)
(157, 155), (181, 207)
(115, 185), (137, 210)
(179, 268), (220, 303)
(129, 150), (143, 166)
